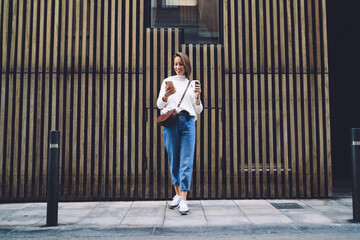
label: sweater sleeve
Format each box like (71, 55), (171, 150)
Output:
(157, 81), (167, 110)
(193, 97), (203, 114)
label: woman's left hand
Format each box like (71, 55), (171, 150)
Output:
(194, 82), (201, 97)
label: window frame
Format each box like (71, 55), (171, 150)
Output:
(144, 0), (223, 45)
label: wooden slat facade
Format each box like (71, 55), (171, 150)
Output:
(0, 0), (331, 201)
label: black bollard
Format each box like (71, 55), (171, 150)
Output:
(351, 128), (360, 222)
(47, 130), (60, 226)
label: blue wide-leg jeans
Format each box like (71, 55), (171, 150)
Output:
(163, 114), (196, 192)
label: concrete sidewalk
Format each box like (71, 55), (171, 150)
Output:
(1, 197), (360, 238)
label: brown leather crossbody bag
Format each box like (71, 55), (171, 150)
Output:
(157, 81), (191, 127)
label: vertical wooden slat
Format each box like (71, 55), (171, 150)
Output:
(94, 72), (100, 196)
(239, 73), (245, 197)
(19, 72), (28, 198)
(286, 0), (296, 197)
(5, 73), (14, 198)
(230, 0), (236, 73)
(31, 0), (42, 198)
(23, 0), (32, 71)
(115, 0), (123, 198)
(310, 74), (318, 197)
(123, 0), (130, 199)
(246, 74), (253, 198)
(324, 74), (332, 196)
(251, 0), (260, 198)
(74, 0), (80, 72)
(167, 29), (173, 198)
(63, 0), (73, 196)
(145, 28), (150, 199)
(151, 30), (159, 199)
(223, 0), (229, 72)
(217, 45), (223, 198)
(79, 0), (88, 198)
(289, 74), (296, 198)
(8, 0), (17, 72)
(296, 74), (304, 197)
(259, 0), (267, 195)
(225, 78), (232, 198)
(33, 0), (44, 198)
(281, 73), (289, 198)
(93, 0), (102, 197)
(317, 73), (325, 197)
(72, 0), (80, 196)
(1, 0), (10, 71)
(231, 72), (239, 198)
(314, 0), (321, 73)
(274, 74), (282, 198)
(321, 0), (329, 72)
(203, 44), (209, 199)
(265, 0), (274, 198)
(292, 0), (303, 197)
(272, 0), (279, 72)
(116, 72), (122, 198)
(42, 73), (50, 197)
(307, 0), (314, 72)
(254, 71), (260, 199)
(86, 0), (95, 198)
(237, 0), (243, 73)
(303, 74), (311, 197)
(18, 0), (32, 198)
(267, 74), (275, 198)
(244, 0), (250, 73)
(58, 0), (66, 198)
(229, 0), (238, 199)
(300, 0), (307, 72)
(108, 72), (114, 197)
(160, 28), (165, 199)
(0, 75), (7, 198)
(210, 45), (216, 199)
(64, 74), (71, 196)
(278, 0), (286, 72)
(13, 0), (25, 198)
(293, 0), (300, 73)
(101, 0), (109, 198)
(174, 28), (179, 53)
(251, 0), (257, 73)
(279, 0), (289, 197)
(258, 0), (265, 72)
(260, 74), (267, 197)
(138, 0), (144, 199)
(108, 0), (116, 198)
(81, 0), (88, 72)
(130, 1), (138, 199)
(187, 44), (194, 199)
(138, 70), (144, 198)
(195, 44), (201, 198)
(130, 72), (136, 198)
(0, 0), (7, 191)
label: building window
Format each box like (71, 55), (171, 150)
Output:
(150, 0), (220, 44)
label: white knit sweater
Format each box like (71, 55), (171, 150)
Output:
(157, 75), (203, 120)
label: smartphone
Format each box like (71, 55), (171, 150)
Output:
(193, 80), (200, 87)
(166, 81), (174, 90)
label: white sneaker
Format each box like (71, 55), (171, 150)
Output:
(169, 195), (181, 209)
(179, 200), (190, 215)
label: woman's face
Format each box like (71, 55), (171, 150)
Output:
(174, 56), (185, 76)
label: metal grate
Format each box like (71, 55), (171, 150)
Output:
(271, 203), (303, 209)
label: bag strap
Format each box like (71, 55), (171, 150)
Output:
(177, 81), (191, 108)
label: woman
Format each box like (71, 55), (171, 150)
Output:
(157, 52), (203, 215)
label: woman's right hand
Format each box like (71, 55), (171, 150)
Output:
(162, 83), (176, 102)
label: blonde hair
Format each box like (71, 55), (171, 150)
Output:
(172, 52), (191, 79)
